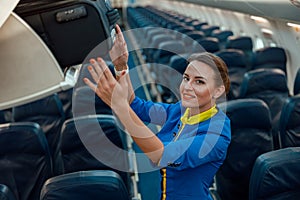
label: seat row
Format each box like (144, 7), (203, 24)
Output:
(214, 97), (300, 200)
(0, 85), (135, 200)
(126, 6), (300, 200)
(127, 6), (288, 71)
(126, 6), (293, 107)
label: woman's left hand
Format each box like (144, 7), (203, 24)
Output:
(84, 57), (129, 110)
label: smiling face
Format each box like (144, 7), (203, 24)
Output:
(179, 60), (225, 115)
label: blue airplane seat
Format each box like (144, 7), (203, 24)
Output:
(144, 34), (175, 63)
(278, 94), (300, 148)
(60, 115), (131, 194)
(0, 109), (12, 124)
(152, 40), (186, 96)
(162, 53), (190, 101)
(58, 88), (73, 120)
(293, 67), (300, 95)
(153, 40), (186, 64)
(200, 25), (220, 36)
(174, 26), (195, 39)
(0, 122), (53, 200)
(215, 49), (248, 99)
(72, 86), (112, 116)
(184, 18), (199, 26)
(249, 147), (300, 200)
(182, 31), (205, 47)
(191, 21), (208, 31)
(0, 184), (17, 200)
(211, 29), (234, 48)
(252, 47), (287, 74)
(238, 68), (290, 148)
(226, 36), (254, 67)
(169, 53), (189, 75)
(193, 37), (220, 53)
(216, 99), (274, 200)
(12, 94), (65, 175)
(239, 68), (289, 119)
(40, 170), (130, 200)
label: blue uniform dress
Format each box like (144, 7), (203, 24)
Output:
(130, 97), (231, 200)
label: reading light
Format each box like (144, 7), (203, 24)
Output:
(250, 16), (269, 23)
(287, 22), (300, 31)
(261, 28), (273, 35)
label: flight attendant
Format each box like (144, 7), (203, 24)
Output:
(84, 25), (231, 200)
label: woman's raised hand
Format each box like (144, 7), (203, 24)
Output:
(109, 24), (128, 70)
(84, 57), (129, 109)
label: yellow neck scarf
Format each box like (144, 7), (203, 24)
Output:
(180, 105), (218, 125)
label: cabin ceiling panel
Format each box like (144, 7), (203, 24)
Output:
(179, 0), (300, 23)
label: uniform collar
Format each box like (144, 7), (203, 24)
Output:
(181, 105), (218, 125)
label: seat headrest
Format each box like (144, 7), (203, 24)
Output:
(211, 30), (234, 42)
(157, 41), (186, 54)
(294, 68), (300, 95)
(196, 37), (220, 53)
(150, 34), (174, 48)
(239, 68), (289, 97)
(253, 47), (287, 72)
(186, 31), (205, 40)
(249, 147), (300, 200)
(226, 36), (253, 51)
(279, 94), (300, 147)
(201, 25), (220, 36)
(215, 49), (246, 68)
(13, 94), (64, 121)
(220, 98), (271, 129)
(73, 86), (112, 116)
(191, 21), (208, 30)
(169, 54), (189, 74)
(254, 47), (286, 65)
(40, 170), (130, 200)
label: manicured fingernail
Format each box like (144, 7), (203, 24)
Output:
(97, 57), (103, 62)
(88, 65), (92, 70)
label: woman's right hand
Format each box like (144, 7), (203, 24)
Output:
(109, 24), (129, 71)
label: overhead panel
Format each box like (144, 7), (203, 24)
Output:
(181, 0), (300, 23)
(0, 13), (75, 110)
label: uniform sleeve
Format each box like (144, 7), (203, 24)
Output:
(157, 120), (231, 170)
(130, 97), (178, 126)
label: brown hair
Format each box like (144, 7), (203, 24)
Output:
(187, 52), (230, 95)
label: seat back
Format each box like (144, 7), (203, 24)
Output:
(191, 21), (208, 31)
(193, 37), (220, 53)
(253, 47), (287, 74)
(12, 94), (65, 175)
(60, 115), (131, 192)
(58, 88), (74, 120)
(200, 25), (220, 36)
(279, 94), (300, 148)
(211, 29), (234, 48)
(72, 86), (112, 116)
(249, 147), (300, 200)
(239, 68), (290, 122)
(0, 122), (53, 200)
(40, 170), (130, 200)
(0, 184), (17, 200)
(153, 40), (186, 64)
(216, 99), (273, 200)
(294, 68), (300, 95)
(183, 31), (205, 45)
(226, 36), (254, 67)
(216, 49), (248, 99)
(0, 109), (12, 124)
